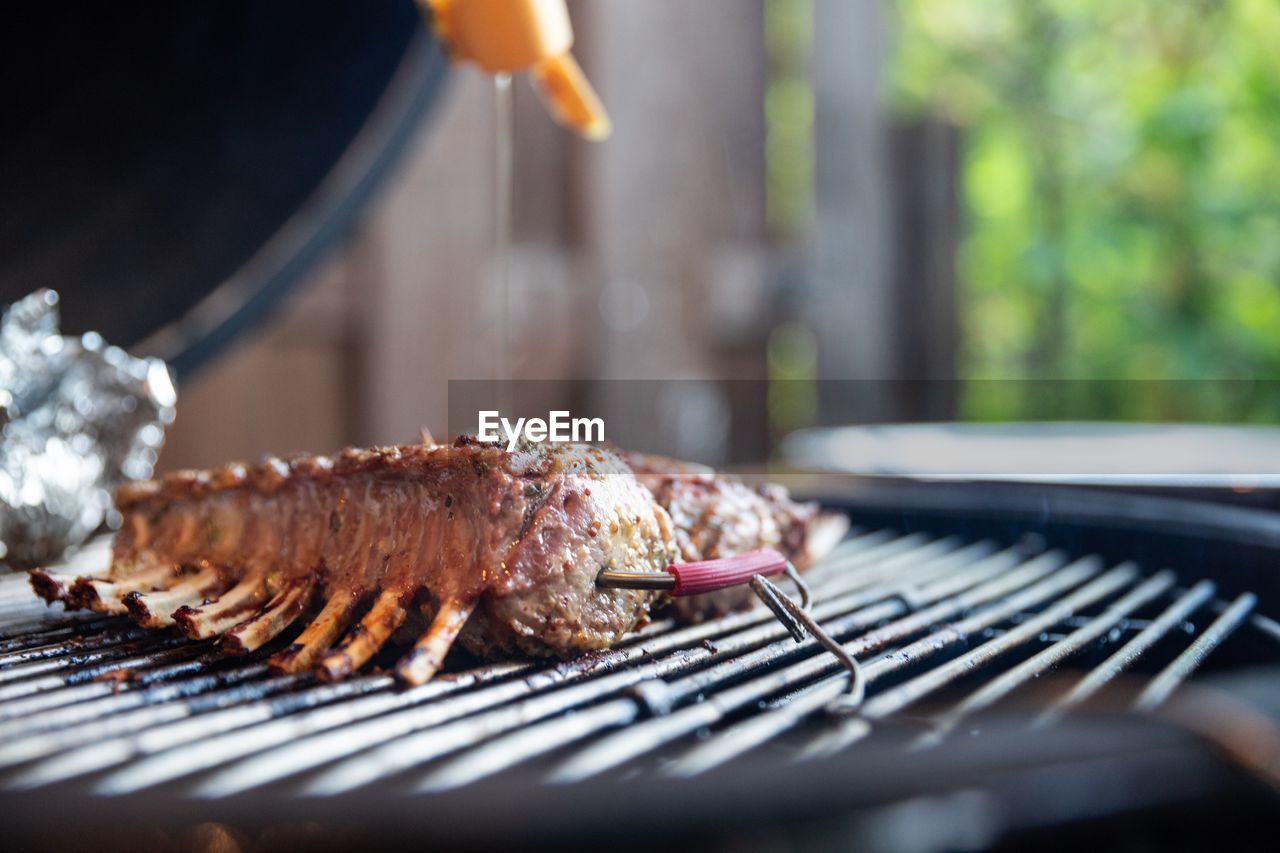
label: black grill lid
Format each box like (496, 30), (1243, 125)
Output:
(0, 1), (448, 378)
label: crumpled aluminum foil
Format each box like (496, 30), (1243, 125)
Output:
(0, 290), (176, 566)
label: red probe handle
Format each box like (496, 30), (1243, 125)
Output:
(666, 549), (788, 597)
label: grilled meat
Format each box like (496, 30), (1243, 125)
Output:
(31, 438), (843, 684)
(622, 451), (848, 619)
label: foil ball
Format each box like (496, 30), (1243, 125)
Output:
(0, 290), (175, 565)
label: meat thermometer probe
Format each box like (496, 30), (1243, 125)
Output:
(597, 549), (866, 707)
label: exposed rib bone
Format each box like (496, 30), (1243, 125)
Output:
(123, 567), (225, 628)
(396, 597), (478, 686)
(66, 562), (182, 614)
(269, 589), (359, 674)
(316, 590), (409, 682)
(173, 577), (270, 640)
(28, 571), (83, 607)
(222, 578), (315, 655)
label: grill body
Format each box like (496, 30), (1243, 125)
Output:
(1, 478), (1278, 850)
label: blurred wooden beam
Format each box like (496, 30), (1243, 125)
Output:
(808, 0), (896, 424)
(889, 118), (960, 420)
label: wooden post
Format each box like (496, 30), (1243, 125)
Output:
(889, 118), (960, 420)
(808, 0), (895, 424)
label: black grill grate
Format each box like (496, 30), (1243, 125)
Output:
(0, 528), (1276, 799)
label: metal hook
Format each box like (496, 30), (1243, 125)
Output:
(750, 574), (865, 710)
(783, 562), (813, 610)
(596, 553), (863, 711)
(750, 575), (807, 642)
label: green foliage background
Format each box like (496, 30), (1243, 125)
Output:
(891, 0), (1280, 421)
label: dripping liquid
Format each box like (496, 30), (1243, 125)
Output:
(492, 72), (514, 413)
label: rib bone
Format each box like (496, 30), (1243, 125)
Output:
(123, 567), (225, 628)
(268, 589), (359, 675)
(27, 570), (85, 607)
(174, 577), (270, 640)
(29, 561), (178, 614)
(396, 597), (478, 686)
(222, 577), (315, 655)
(316, 590), (410, 682)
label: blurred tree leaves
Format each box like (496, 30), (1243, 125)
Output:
(890, 0), (1280, 420)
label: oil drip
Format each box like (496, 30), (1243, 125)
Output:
(492, 72), (514, 413)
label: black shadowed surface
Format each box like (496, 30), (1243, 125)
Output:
(0, 1), (445, 377)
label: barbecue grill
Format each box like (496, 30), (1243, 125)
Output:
(3, 478), (1279, 850)
(5, 5), (1278, 850)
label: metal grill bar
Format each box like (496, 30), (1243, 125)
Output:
(912, 569), (1177, 748)
(3, 531), (940, 792)
(296, 578), (998, 788)
(619, 555), (1107, 779)
(174, 536), (987, 796)
(7, 663), (520, 790)
(541, 554), (1090, 783)
(0, 633), (199, 685)
(782, 565), (1142, 765)
(0, 661), (276, 742)
(0, 652), (217, 725)
(0, 614), (117, 647)
(0, 625), (152, 667)
(295, 545), (1020, 796)
(0, 642), (208, 706)
(420, 550), (1091, 794)
(1036, 580), (1217, 725)
(1246, 611), (1280, 645)
(1134, 592), (1257, 712)
(860, 565), (1139, 719)
(0, 522), (1274, 800)
(0, 667), (286, 770)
